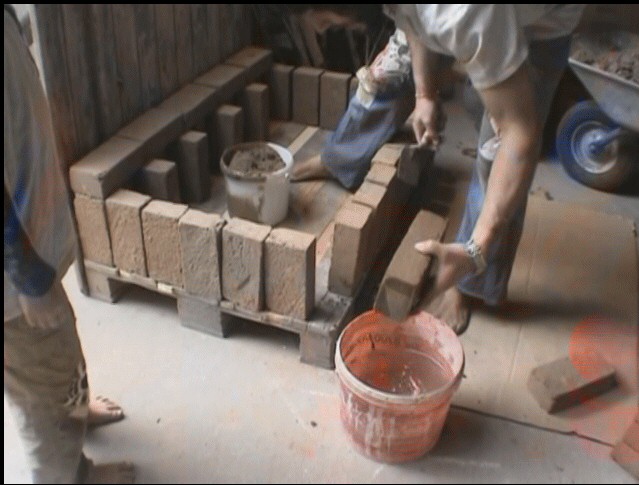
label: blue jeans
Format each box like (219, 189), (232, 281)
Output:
(322, 36), (571, 304)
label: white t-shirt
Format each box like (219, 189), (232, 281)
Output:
(388, 4), (585, 89)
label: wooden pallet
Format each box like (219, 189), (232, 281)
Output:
(83, 121), (359, 368)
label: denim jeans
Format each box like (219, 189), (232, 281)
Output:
(322, 36), (571, 304)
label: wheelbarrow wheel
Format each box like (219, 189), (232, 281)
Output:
(556, 100), (634, 192)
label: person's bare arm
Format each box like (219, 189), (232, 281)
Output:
(404, 26), (445, 147)
(415, 63), (541, 294)
(471, 64), (540, 252)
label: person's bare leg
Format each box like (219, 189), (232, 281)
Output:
(87, 396), (124, 428)
(290, 155), (334, 182)
(422, 287), (472, 335)
(82, 459), (135, 484)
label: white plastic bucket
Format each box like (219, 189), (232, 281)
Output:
(220, 142), (293, 226)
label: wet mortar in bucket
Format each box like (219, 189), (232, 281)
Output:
(335, 310), (465, 463)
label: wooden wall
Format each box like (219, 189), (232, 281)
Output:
(33, 4), (253, 166)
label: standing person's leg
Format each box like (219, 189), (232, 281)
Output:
(455, 36), (572, 307)
(4, 281), (88, 483)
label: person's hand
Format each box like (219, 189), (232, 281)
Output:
(414, 240), (475, 297)
(412, 96), (446, 149)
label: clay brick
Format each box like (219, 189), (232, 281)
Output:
(242, 83), (269, 142)
(292, 67), (323, 126)
(225, 46), (273, 84)
(106, 190), (151, 276)
(216, 105), (244, 157)
(366, 163), (397, 188)
(352, 181), (389, 261)
(135, 159), (181, 202)
(74, 194), (113, 266)
(265, 228), (316, 320)
(372, 144), (403, 167)
(168, 131), (211, 203)
(611, 442), (639, 479)
(374, 211), (447, 320)
(622, 422), (639, 453)
(142, 200), (188, 287)
(195, 64), (246, 104)
(527, 354), (618, 413)
(70, 137), (145, 199)
(328, 201), (373, 297)
(319, 71), (351, 130)
(117, 108), (185, 160)
(269, 64), (293, 120)
(158, 83), (220, 129)
(178, 209), (224, 301)
(222, 218), (271, 312)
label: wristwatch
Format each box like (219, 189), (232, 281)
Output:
(464, 239), (487, 275)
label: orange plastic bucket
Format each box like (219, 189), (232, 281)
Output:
(335, 310), (465, 463)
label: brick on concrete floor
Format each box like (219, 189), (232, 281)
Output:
(168, 131), (211, 203)
(265, 228), (316, 320)
(194, 64), (247, 104)
(527, 354), (618, 414)
(74, 194), (113, 266)
(135, 159), (181, 202)
(622, 421), (639, 452)
(69, 137), (145, 199)
(117, 108), (185, 160)
(319, 71), (351, 131)
(373, 210), (447, 321)
(178, 209), (224, 301)
(105, 189), (151, 276)
(158, 83), (219, 129)
(292, 67), (323, 126)
(216, 105), (244, 158)
(242, 83), (269, 142)
(328, 200), (373, 297)
(611, 442), (639, 479)
(225, 46), (273, 85)
(222, 218), (271, 312)
(141, 200), (188, 287)
(372, 143), (403, 167)
(269, 64), (294, 121)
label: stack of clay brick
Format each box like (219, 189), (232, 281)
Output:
(329, 144), (413, 297)
(70, 46), (363, 322)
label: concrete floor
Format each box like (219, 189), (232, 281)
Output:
(5, 89), (638, 484)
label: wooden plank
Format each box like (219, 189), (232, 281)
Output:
(134, 4), (162, 110)
(87, 4), (122, 139)
(190, 4), (209, 76)
(268, 121), (306, 148)
(218, 5), (234, 59)
(61, 4), (100, 157)
(154, 5), (179, 99)
(174, 4), (194, 85)
(112, 5), (143, 124)
(205, 4), (222, 67)
(32, 4), (78, 163)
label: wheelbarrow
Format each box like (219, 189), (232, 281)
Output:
(556, 35), (639, 192)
